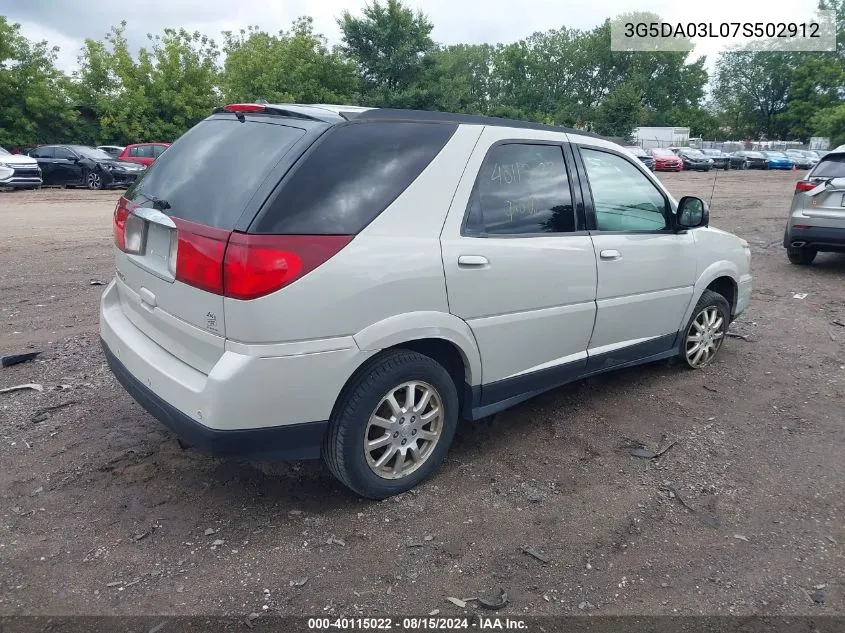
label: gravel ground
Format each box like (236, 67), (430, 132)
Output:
(0, 173), (843, 618)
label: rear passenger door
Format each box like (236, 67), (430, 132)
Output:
(441, 127), (598, 401)
(574, 144), (696, 370)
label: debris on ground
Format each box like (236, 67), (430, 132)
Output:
(793, 293), (808, 300)
(31, 400), (79, 423)
(521, 545), (551, 564)
(809, 586), (826, 604)
(406, 538), (424, 548)
(0, 383), (44, 394)
(289, 576), (308, 587)
(629, 440), (677, 459)
(733, 534), (749, 542)
(726, 332), (752, 341)
(326, 535), (345, 547)
(89, 280), (105, 286)
(476, 588), (509, 610)
(662, 484), (720, 527)
(428, 609), (440, 616)
(204, 528), (215, 536)
(832, 320), (845, 328)
(446, 597), (467, 608)
(1, 351), (41, 367)
(578, 600), (596, 611)
(702, 385), (719, 393)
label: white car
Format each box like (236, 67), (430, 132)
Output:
(0, 146), (42, 189)
(100, 104), (753, 498)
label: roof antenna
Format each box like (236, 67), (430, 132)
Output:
(708, 161), (720, 211)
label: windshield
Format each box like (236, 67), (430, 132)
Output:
(0, 147), (10, 156)
(701, 149), (721, 156)
(764, 151), (787, 157)
(683, 150), (705, 158)
(652, 149), (674, 156)
(746, 152), (763, 158)
(626, 147), (647, 157)
(72, 146), (114, 160)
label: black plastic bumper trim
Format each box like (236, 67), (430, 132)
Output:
(102, 338), (327, 461)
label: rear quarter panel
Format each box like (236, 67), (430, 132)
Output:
(223, 125), (485, 359)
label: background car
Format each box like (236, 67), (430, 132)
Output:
(762, 151), (794, 170)
(624, 146), (655, 170)
(97, 145), (125, 159)
(118, 142), (170, 167)
(730, 151), (768, 169)
(0, 146), (42, 189)
(783, 145), (845, 265)
(672, 147), (713, 172)
(28, 145), (146, 189)
(785, 149), (818, 169)
(649, 148), (683, 171)
(700, 148), (731, 170)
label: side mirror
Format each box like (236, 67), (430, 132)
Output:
(677, 196), (709, 229)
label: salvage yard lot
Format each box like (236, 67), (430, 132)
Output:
(1, 171), (843, 617)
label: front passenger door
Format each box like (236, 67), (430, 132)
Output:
(577, 145), (696, 370)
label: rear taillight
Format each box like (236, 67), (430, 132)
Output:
(171, 218), (352, 300)
(795, 180), (816, 192)
(223, 234), (352, 300)
(172, 219), (230, 295)
(113, 197), (140, 252)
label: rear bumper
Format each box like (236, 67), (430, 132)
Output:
(785, 224), (845, 251)
(102, 340), (327, 460)
(99, 280), (366, 460)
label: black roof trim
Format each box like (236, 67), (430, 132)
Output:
(355, 108), (607, 140)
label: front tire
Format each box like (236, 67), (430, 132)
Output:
(323, 350), (459, 499)
(85, 169), (104, 190)
(787, 245), (817, 265)
(680, 290), (730, 369)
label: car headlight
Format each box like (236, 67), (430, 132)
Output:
(102, 163), (114, 171)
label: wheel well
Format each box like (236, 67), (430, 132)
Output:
(391, 338), (468, 390)
(706, 276), (736, 315)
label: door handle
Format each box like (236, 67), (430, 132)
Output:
(599, 249), (622, 261)
(458, 255), (489, 267)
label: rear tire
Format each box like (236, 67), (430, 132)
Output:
(322, 350), (459, 499)
(787, 245), (817, 265)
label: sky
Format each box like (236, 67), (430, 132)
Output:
(0, 0), (824, 74)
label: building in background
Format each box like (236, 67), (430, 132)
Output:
(632, 127), (691, 149)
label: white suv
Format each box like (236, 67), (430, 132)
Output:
(100, 104), (753, 498)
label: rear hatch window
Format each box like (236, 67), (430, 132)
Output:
(113, 118), (308, 370)
(126, 118), (306, 228)
(810, 154), (845, 179)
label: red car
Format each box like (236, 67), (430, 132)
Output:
(117, 142), (170, 167)
(650, 148), (683, 172)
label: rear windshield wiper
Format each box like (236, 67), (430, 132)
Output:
(136, 192), (171, 211)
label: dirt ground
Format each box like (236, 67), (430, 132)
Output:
(1, 173), (843, 619)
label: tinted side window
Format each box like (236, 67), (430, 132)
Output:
(54, 147), (74, 160)
(153, 144), (167, 157)
(137, 145), (154, 158)
(464, 143), (575, 235)
(581, 148), (668, 232)
(31, 147), (53, 158)
(252, 121), (457, 235)
(129, 146), (140, 157)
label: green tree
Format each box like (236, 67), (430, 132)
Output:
(811, 104), (845, 147)
(0, 16), (79, 147)
(592, 83), (646, 138)
(338, 0), (434, 97)
(221, 18), (357, 104)
(75, 22), (220, 144)
(713, 51), (795, 139)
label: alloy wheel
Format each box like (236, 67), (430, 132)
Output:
(364, 381), (444, 480)
(685, 306), (725, 368)
(87, 172), (102, 190)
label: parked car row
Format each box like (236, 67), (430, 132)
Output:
(624, 146), (824, 173)
(0, 142), (170, 190)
